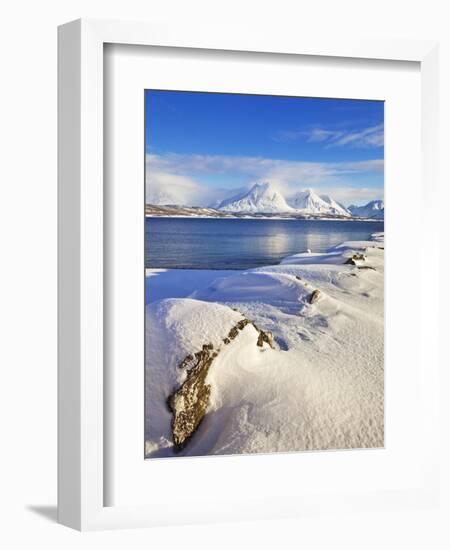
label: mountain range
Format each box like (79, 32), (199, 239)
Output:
(147, 182), (384, 219)
(218, 183), (383, 218)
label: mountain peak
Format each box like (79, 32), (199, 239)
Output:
(249, 181), (275, 195)
(218, 182), (293, 213)
(349, 200), (384, 219)
(253, 182), (271, 190)
(285, 189), (350, 216)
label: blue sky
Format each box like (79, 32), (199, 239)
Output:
(145, 90), (384, 207)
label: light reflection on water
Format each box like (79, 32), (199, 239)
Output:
(145, 217), (384, 270)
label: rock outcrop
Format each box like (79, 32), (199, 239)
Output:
(344, 253), (366, 265)
(308, 289), (321, 304)
(169, 343), (217, 449)
(168, 316), (274, 449)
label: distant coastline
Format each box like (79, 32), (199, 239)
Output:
(145, 203), (383, 221)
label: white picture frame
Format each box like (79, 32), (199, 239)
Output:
(58, 18), (440, 531)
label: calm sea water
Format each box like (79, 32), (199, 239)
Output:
(145, 217), (384, 270)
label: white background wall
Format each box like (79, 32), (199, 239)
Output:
(0, 0), (448, 547)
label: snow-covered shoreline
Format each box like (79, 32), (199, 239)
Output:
(145, 232), (384, 458)
(145, 213), (382, 221)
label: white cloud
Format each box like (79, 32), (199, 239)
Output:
(147, 153), (383, 178)
(329, 124), (384, 148)
(274, 124), (384, 148)
(146, 153), (384, 207)
(316, 186), (384, 206)
(346, 159), (384, 172)
(146, 172), (203, 206)
(307, 128), (344, 143)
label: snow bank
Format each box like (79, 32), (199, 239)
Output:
(192, 271), (314, 314)
(145, 299), (257, 454)
(146, 298), (245, 395)
(145, 233), (384, 457)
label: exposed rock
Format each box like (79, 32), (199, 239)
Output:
(344, 253), (366, 265)
(308, 289), (321, 304)
(257, 329), (274, 348)
(227, 318), (250, 341)
(169, 314), (273, 449)
(357, 266), (376, 271)
(169, 346), (214, 449)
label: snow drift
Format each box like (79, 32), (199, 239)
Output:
(145, 233), (384, 458)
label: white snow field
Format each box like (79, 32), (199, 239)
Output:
(145, 233), (384, 458)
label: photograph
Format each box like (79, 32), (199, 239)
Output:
(144, 90), (384, 458)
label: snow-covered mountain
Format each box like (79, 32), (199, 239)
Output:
(348, 200), (384, 219)
(286, 189), (351, 216)
(218, 183), (293, 213)
(147, 180), (383, 219)
(319, 194), (351, 217)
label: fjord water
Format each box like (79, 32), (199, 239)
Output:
(145, 217), (384, 270)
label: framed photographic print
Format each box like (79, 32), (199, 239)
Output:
(58, 19), (440, 530)
(144, 90), (385, 458)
